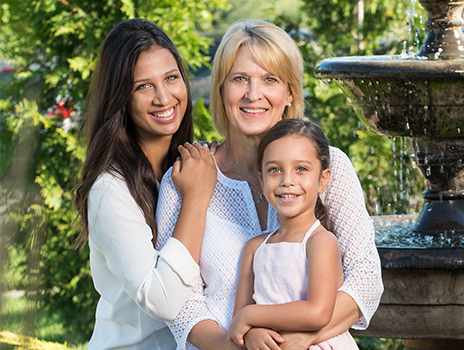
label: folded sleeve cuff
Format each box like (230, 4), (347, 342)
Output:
(158, 237), (200, 287)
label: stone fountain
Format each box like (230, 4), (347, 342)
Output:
(315, 0), (464, 349)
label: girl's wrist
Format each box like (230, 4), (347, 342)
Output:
(242, 304), (256, 324)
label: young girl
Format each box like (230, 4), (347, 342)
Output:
(227, 119), (359, 350)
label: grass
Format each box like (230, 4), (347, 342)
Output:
(0, 244), (402, 350)
(0, 294), (404, 350)
(1, 295), (88, 350)
(0, 294), (405, 350)
(355, 336), (404, 350)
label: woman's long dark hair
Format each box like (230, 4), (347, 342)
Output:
(257, 119), (331, 230)
(74, 18), (193, 249)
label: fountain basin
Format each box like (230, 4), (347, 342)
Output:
(315, 56), (464, 234)
(350, 216), (464, 349)
(314, 1), (464, 348)
(351, 247), (464, 340)
(315, 56), (464, 138)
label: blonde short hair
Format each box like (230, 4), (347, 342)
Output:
(211, 19), (304, 137)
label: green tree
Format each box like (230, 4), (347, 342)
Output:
(276, 0), (425, 215)
(1, 0), (226, 343)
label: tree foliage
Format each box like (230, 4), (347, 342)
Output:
(276, 0), (426, 215)
(1, 0), (227, 343)
(1, 0), (430, 345)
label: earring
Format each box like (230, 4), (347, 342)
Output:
(288, 102), (292, 107)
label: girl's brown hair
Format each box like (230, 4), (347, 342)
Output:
(257, 119), (331, 230)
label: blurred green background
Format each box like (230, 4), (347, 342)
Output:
(1, 0), (427, 348)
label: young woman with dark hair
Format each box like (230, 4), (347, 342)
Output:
(74, 18), (217, 350)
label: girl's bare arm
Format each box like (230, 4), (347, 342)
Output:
(228, 230), (342, 346)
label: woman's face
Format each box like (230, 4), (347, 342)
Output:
(221, 47), (293, 139)
(128, 46), (188, 142)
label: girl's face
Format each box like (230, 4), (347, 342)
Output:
(221, 47), (293, 140)
(259, 135), (331, 224)
(128, 46), (188, 142)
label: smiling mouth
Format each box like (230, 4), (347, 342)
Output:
(150, 106), (175, 118)
(278, 194), (299, 199)
(241, 107), (267, 114)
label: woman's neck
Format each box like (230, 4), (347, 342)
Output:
(216, 133), (268, 230)
(216, 134), (261, 179)
(139, 136), (172, 182)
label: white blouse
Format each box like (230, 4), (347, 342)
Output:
(156, 146), (383, 350)
(88, 172), (200, 350)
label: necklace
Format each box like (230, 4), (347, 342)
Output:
(223, 143), (265, 203)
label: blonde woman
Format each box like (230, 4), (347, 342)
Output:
(157, 20), (382, 350)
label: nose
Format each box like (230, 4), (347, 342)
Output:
(280, 170), (295, 187)
(152, 85), (170, 106)
(245, 79), (262, 102)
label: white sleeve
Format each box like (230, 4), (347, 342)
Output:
(157, 169), (217, 350)
(89, 174), (200, 322)
(321, 147), (384, 329)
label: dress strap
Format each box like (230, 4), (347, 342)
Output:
(261, 229), (278, 245)
(302, 220), (321, 244)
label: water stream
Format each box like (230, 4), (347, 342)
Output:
(374, 215), (464, 248)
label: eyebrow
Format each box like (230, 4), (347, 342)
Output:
(264, 159), (313, 166)
(230, 71), (277, 77)
(133, 68), (180, 85)
(229, 71), (248, 77)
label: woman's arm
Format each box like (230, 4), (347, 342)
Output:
(89, 174), (200, 321)
(322, 147), (383, 328)
(182, 236), (264, 350)
(187, 243), (283, 350)
(228, 230), (342, 347)
(188, 319), (241, 350)
(157, 161), (222, 350)
(168, 142), (217, 262)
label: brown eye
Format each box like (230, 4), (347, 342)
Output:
(135, 83), (150, 91)
(166, 74), (179, 82)
(269, 167), (280, 173)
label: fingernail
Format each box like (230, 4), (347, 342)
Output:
(210, 151), (214, 155)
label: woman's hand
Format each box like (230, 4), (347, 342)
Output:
(172, 141), (217, 205)
(169, 141), (217, 262)
(197, 140), (220, 154)
(279, 331), (315, 350)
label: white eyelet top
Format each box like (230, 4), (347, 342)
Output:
(156, 146), (383, 350)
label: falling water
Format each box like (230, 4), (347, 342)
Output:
(373, 215), (464, 248)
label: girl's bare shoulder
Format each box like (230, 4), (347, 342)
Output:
(306, 226), (340, 252)
(243, 233), (269, 255)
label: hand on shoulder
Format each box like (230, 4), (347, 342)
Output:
(172, 141), (217, 204)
